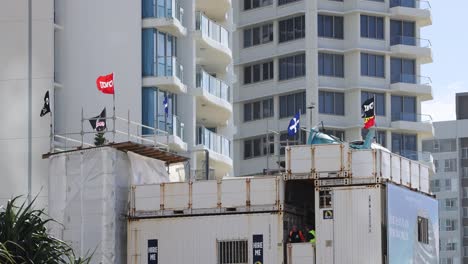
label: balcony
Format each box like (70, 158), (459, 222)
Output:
(390, 36), (432, 64)
(194, 68), (232, 126)
(194, 12), (232, 72)
(389, 0), (432, 26)
(142, 56), (187, 94)
(390, 74), (432, 101)
(142, 0), (187, 37)
(194, 127), (233, 178)
(391, 112), (434, 134)
(196, 0), (231, 22)
(144, 114), (187, 152)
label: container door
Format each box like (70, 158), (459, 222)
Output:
(316, 190), (334, 264)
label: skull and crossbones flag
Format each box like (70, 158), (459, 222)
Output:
(89, 108), (107, 132)
(362, 97), (375, 129)
(40, 91), (51, 117)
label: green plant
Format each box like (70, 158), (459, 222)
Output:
(0, 196), (93, 264)
(94, 132), (106, 146)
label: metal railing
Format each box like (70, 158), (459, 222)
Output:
(397, 149), (433, 163)
(147, 56), (184, 81)
(149, 114), (184, 140)
(390, 0), (431, 9)
(196, 126), (231, 158)
(390, 36), (432, 47)
(195, 12), (230, 50)
(142, 0), (184, 25)
(51, 110), (169, 153)
(391, 112), (433, 123)
(196, 68), (230, 102)
(390, 74), (432, 85)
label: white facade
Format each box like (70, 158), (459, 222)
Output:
(233, 0), (433, 176)
(423, 118), (468, 264)
(52, 0), (234, 179)
(0, 0), (53, 208)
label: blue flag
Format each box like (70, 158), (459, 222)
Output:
(288, 112), (300, 137)
(163, 95), (168, 117)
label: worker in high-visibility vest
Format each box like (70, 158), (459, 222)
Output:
(305, 225), (316, 244)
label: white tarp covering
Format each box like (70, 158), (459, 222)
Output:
(127, 151), (170, 184)
(48, 147), (131, 264)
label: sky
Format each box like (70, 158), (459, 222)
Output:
(421, 0), (468, 121)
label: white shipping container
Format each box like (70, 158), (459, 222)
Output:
(315, 183), (439, 264)
(127, 213), (284, 264)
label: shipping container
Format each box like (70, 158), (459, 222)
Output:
(315, 183), (439, 264)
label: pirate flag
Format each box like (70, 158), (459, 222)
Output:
(361, 97), (375, 129)
(40, 91), (51, 117)
(89, 108), (107, 132)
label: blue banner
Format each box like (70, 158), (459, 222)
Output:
(387, 184), (439, 264)
(253, 234), (263, 264)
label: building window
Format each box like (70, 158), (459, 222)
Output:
(244, 98), (274, 122)
(319, 191), (332, 208)
(422, 139), (457, 153)
(244, 61), (274, 84)
(445, 198), (457, 210)
(446, 242), (456, 251)
(244, 0), (273, 10)
(391, 133), (417, 160)
(463, 167), (468, 178)
(430, 179), (440, 192)
(279, 15), (305, 43)
(362, 129), (386, 147)
(464, 207), (468, 218)
(463, 188), (468, 198)
(444, 159), (457, 172)
(361, 15), (384, 39)
(361, 92), (385, 116)
(318, 53), (344, 77)
(391, 95), (416, 122)
(390, 0), (417, 8)
(361, 53), (385, 78)
(279, 53), (306, 80)
(278, 0), (301, 6)
(444, 179), (452, 191)
(319, 91), (345, 115)
(391, 58), (415, 84)
(434, 160), (440, 173)
(142, 87), (177, 135)
(279, 91), (306, 118)
(217, 240), (248, 264)
(318, 15), (344, 39)
(243, 135), (274, 159)
(279, 130), (307, 155)
(390, 20), (415, 46)
(417, 217), (429, 244)
(142, 0), (177, 18)
(462, 147), (468, 159)
(142, 29), (177, 77)
(324, 129), (346, 141)
(445, 219), (456, 231)
(244, 23), (273, 48)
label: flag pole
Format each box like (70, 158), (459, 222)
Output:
(49, 90), (54, 153)
(113, 85), (116, 143)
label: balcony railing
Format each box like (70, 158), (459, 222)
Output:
(391, 112), (432, 123)
(143, 114), (184, 140)
(390, 36), (431, 47)
(142, 0), (184, 25)
(195, 12), (230, 50)
(397, 149), (433, 163)
(196, 68), (230, 102)
(145, 56), (184, 81)
(390, 0), (431, 9)
(197, 126), (231, 158)
(391, 74), (432, 85)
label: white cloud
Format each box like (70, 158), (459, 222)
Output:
(422, 81), (466, 122)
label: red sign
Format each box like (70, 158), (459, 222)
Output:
(96, 73), (114, 94)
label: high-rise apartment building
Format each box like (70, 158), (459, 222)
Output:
(0, 0), (235, 209)
(53, 0), (235, 180)
(423, 93), (468, 264)
(233, 0), (434, 176)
